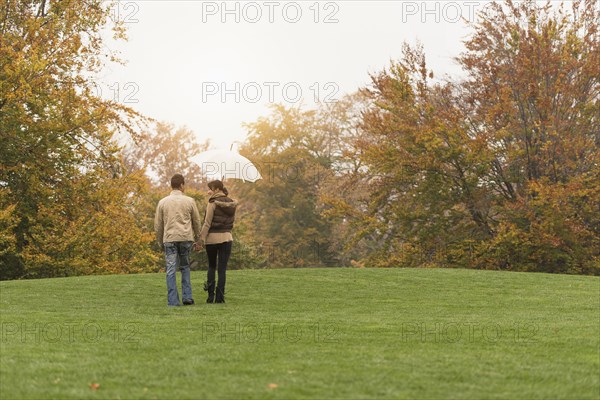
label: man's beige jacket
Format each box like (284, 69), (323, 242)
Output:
(154, 190), (202, 247)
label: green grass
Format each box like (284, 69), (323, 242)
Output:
(0, 268), (598, 399)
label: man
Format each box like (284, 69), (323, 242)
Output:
(154, 174), (202, 306)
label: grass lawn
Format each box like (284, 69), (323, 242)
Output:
(0, 268), (598, 399)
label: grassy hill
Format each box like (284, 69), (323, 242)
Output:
(0, 268), (598, 399)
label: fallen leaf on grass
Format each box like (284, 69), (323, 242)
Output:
(267, 383), (278, 390)
(89, 383), (100, 390)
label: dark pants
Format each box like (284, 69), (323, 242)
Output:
(205, 241), (232, 299)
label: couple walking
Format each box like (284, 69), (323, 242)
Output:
(154, 174), (237, 306)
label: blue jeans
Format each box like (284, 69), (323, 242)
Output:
(164, 241), (193, 306)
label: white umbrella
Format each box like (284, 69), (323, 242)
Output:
(191, 148), (262, 183)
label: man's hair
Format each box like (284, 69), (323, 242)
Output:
(171, 174), (185, 189)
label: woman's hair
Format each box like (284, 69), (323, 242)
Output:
(208, 180), (228, 196)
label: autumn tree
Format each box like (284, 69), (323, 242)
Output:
(122, 122), (209, 190)
(0, 1), (157, 279)
(345, 43), (484, 268)
(315, 92), (378, 266)
(349, 0), (599, 273)
(236, 105), (336, 268)
(459, 0), (599, 273)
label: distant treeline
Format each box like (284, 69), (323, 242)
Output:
(1, 0), (598, 279)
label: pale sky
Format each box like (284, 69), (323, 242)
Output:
(98, 1), (503, 150)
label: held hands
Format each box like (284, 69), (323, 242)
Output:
(193, 241), (204, 252)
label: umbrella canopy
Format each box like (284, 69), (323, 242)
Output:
(191, 149), (262, 183)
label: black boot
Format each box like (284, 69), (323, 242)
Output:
(215, 286), (225, 303)
(204, 280), (215, 303)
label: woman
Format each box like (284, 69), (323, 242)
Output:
(198, 180), (237, 303)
